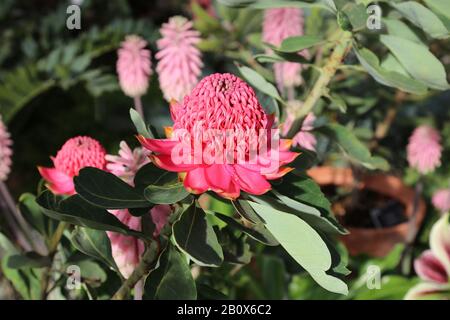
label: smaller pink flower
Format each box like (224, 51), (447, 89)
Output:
(262, 8), (308, 92)
(107, 205), (171, 278)
(281, 105), (317, 152)
(105, 141), (150, 186)
(405, 213), (450, 299)
(0, 116), (13, 181)
(116, 35), (152, 98)
(156, 16), (203, 102)
(432, 189), (450, 214)
(151, 204), (172, 237)
(407, 125), (442, 174)
(107, 209), (144, 279)
(38, 136), (106, 195)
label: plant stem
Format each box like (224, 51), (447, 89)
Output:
(286, 31), (352, 138)
(112, 241), (158, 300)
(133, 96), (144, 120)
(0, 181), (33, 251)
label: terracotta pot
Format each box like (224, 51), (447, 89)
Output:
(307, 166), (426, 257)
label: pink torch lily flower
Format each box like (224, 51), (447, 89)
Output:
(116, 35), (152, 98)
(38, 136), (106, 195)
(262, 8), (308, 93)
(0, 115), (13, 182)
(432, 189), (450, 214)
(407, 125), (442, 175)
(138, 73), (299, 200)
(405, 213), (450, 300)
(156, 16), (203, 102)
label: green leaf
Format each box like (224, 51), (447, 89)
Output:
(214, 212), (278, 246)
(277, 35), (324, 53)
(248, 0), (332, 11)
(392, 1), (448, 39)
(36, 190), (148, 240)
(272, 173), (347, 235)
(320, 123), (390, 170)
(383, 19), (424, 46)
(130, 108), (152, 138)
(134, 163), (177, 192)
(172, 204), (224, 267)
(70, 227), (119, 273)
(1, 255), (43, 299)
(144, 182), (190, 205)
(341, 3), (368, 31)
(248, 201), (348, 295)
(232, 199), (265, 224)
(18, 193), (47, 236)
(423, 0), (450, 29)
(237, 65), (283, 103)
(7, 252), (51, 269)
(74, 167), (149, 209)
(0, 232), (18, 254)
(144, 245), (197, 300)
(380, 35), (449, 91)
(381, 54), (409, 77)
(353, 46), (428, 95)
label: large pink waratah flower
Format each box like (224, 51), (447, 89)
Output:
(38, 136), (107, 195)
(405, 213), (450, 300)
(281, 103), (317, 152)
(432, 189), (450, 214)
(262, 8), (308, 93)
(0, 115), (13, 181)
(407, 125), (442, 174)
(105, 141), (150, 186)
(156, 16), (203, 102)
(116, 35), (152, 98)
(138, 73), (299, 200)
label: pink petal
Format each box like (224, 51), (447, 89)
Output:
(38, 167), (75, 195)
(204, 164), (240, 199)
(184, 167), (209, 194)
(233, 165), (271, 195)
(151, 205), (172, 236)
(414, 250), (448, 284)
(430, 213), (450, 276)
(404, 282), (450, 300)
(137, 135), (178, 154)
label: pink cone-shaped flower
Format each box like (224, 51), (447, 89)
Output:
(263, 8), (308, 92)
(116, 35), (152, 98)
(432, 189), (450, 214)
(0, 116), (13, 181)
(281, 104), (317, 152)
(138, 73), (299, 200)
(38, 136), (106, 195)
(405, 213), (450, 299)
(156, 16), (203, 102)
(105, 141), (150, 186)
(407, 125), (442, 174)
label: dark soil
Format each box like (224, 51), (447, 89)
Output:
(323, 187), (408, 229)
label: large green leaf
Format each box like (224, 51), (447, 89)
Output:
(237, 65), (283, 103)
(144, 245), (197, 300)
(380, 35), (449, 91)
(172, 204), (224, 267)
(70, 227), (119, 273)
(392, 1), (448, 39)
(320, 123), (390, 170)
(277, 35), (324, 53)
(18, 193), (47, 237)
(248, 201), (348, 295)
(36, 190), (148, 240)
(353, 46), (428, 95)
(74, 167), (149, 209)
(144, 182), (190, 205)
(383, 19), (424, 46)
(214, 212), (278, 246)
(133, 163), (177, 192)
